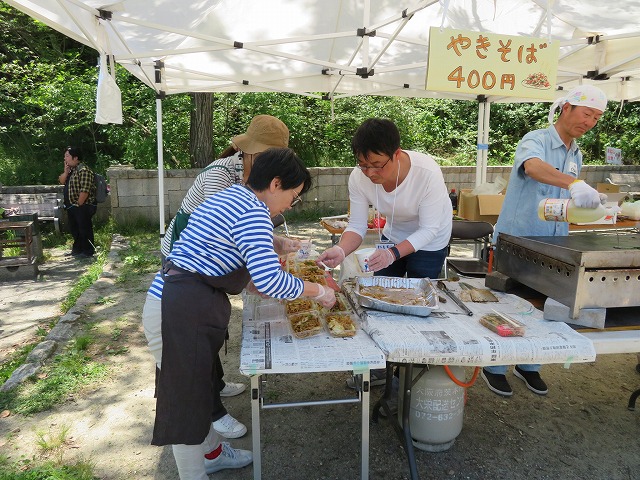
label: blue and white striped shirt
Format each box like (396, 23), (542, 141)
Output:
(148, 184), (303, 300)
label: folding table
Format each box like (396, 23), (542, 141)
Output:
(239, 295), (386, 480)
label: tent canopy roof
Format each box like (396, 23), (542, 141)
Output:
(7, 0), (640, 103)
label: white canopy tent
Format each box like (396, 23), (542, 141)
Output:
(7, 0), (640, 231)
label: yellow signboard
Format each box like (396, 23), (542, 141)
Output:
(426, 27), (559, 100)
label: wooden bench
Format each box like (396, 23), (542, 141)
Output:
(0, 192), (64, 233)
(607, 173), (640, 199)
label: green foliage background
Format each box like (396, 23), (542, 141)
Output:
(1, 4), (639, 186)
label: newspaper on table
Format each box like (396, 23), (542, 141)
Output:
(342, 278), (596, 366)
(240, 294), (386, 375)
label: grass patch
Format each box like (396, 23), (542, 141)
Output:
(0, 344), (37, 385)
(0, 336), (107, 415)
(36, 424), (71, 464)
(95, 296), (115, 305)
(115, 224), (161, 283)
(41, 228), (70, 250)
(0, 455), (97, 480)
(59, 221), (115, 313)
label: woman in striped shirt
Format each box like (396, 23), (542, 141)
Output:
(156, 115), (294, 440)
(149, 148), (335, 479)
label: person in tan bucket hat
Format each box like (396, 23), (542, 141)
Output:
(145, 115), (298, 445)
(231, 114), (289, 154)
(161, 114), (291, 259)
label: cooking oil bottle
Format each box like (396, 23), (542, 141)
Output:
(538, 198), (606, 223)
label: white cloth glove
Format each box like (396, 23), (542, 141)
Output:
(273, 235), (301, 255)
(317, 245), (346, 269)
(598, 193), (609, 205)
(366, 248), (395, 272)
(569, 180), (601, 208)
(312, 284), (336, 308)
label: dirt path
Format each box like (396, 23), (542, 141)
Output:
(0, 223), (639, 479)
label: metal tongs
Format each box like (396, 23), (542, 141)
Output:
(437, 280), (473, 316)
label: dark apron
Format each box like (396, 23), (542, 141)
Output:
(152, 263), (250, 446)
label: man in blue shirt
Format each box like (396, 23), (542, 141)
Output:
(483, 85), (608, 397)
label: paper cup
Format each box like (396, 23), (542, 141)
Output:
(355, 247), (376, 272)
(298, 240), (313, 258)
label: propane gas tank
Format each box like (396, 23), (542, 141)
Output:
(398, 365), (465, 452)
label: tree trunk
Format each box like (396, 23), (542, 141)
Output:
(190, 92), (214, 168)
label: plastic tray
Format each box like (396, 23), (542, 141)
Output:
(354, 276), (439, 317)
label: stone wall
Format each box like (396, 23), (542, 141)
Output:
(106, 164), (640, 226)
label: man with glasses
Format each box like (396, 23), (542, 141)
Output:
(319, 117), (452, 279)
(317, 118), (452, 398)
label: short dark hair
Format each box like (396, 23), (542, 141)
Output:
(66, 146), (82, 161)
(351, 118), (400, 161)
(246, 148), (312, 194)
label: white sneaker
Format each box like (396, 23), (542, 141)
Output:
(213, 413), (247, 439)
(204, 442), (253, 474)
(220, 382), (246, 397)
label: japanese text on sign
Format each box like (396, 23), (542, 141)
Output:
(426, 27), (559, 100)
(606, 147), (622, 165)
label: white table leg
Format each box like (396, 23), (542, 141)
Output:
(251, 374), (261, 480)
(361, 370), (370, 479)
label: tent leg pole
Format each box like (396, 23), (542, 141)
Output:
(475, 101), (485, 187)
(156, 96), (166, 238)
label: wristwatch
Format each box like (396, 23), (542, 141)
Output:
(390, 246), (401, 260)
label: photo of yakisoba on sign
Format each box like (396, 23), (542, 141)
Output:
(522, 72), (551, 89)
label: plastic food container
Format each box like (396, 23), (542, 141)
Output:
(354, 276), (439, 317)
(325, 293), (351, 314)
(288, 311), (323, 339)
(325, 312), (357, 337)
(285, 298), (316, 315)
(479, 311), (525, 337)
(253, 299), (285, 321)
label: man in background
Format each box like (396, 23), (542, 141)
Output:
(58, 146), (97, 258)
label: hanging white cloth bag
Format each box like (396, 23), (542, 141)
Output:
(95, 24), (123, 124)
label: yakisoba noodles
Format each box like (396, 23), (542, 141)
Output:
(358, 285), (430, 306)
(288, 311), (323, 338)
(328, 295), (349, 313)
(326, 313), (356, 337)
(285, 298), (315, 315)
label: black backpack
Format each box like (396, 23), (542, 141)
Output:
(95, 173), (108, 203)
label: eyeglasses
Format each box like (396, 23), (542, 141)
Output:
(356, 156), (392, 171)
(290, 190), (302, 208)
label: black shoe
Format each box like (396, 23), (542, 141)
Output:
(75, 253), (94, 259)
(481, 368), (513, 397)
(378, 393), (398, 418)
(65, 251), (81, 257)
(513, 366), (548, 395)
(378, 376), (399, 418)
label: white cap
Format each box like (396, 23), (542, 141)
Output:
(548, 85), (608, 124)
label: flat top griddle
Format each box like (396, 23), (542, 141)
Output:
(500, 233), (640, 268)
